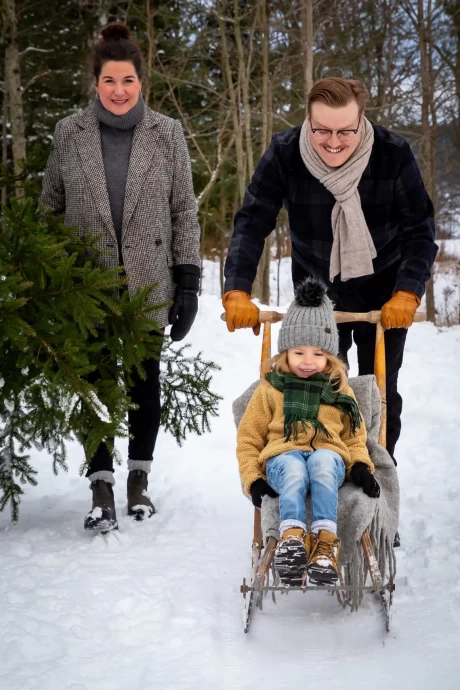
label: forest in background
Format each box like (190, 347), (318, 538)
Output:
(2, 0), (460, 320)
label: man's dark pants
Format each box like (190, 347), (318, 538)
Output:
(332, 262), (407, 462)
(337, 322), (406, 461)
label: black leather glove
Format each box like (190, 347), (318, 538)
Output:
(250, 478), (278, 508)
(168, 264), (200, 342)
(350, 462), (380, 498)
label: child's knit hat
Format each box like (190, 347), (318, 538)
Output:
(278, 277), (339, 355)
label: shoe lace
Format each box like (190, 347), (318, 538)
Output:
(312, 537), (336, 561)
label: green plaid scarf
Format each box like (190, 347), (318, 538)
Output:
(265, 372), (361, 442)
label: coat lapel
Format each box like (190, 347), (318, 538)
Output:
(122, 109), (161, 237)
(74, 106), (117, 242)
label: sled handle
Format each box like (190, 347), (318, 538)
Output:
(375, 321), (387, 447)
(220, 310), (425, 325)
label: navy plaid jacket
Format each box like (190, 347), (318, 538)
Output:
(224, 124), (437, 302)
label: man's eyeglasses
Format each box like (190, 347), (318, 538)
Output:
(310, 118), (361, 142)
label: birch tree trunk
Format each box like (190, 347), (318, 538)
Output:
(2, 0), (26, 187)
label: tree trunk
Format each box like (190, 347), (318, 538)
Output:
(1, 87), (8, 216)
(301, 0), (314, 101)
(443, 1), (460, 144)
(381, 0), (395, 128)
(144, 0), (156, 108)
(219, 186), (227, 298)
(199, 194), (209, 297)
(2, 0), (26, 187)
(233, 0), (255, 179)
(261, 0), (270, 155)
(253, 0), (272, 304)
(417, 0), (437, 323)
(216, 2), (246, 202)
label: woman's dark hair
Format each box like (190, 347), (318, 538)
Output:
(91, 23), (144, 81)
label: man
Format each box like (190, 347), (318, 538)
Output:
(223, 77), (437, 462)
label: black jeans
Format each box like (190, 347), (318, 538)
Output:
(331, 262), (407, 461)
(337, 323), (406, 461)
(85, 336), (163, 476)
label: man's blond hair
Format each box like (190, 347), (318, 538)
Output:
(308, 77), (369, 116)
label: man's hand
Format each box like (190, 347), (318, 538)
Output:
(381, 291), (421, 329)
(222, 290), (260, 335)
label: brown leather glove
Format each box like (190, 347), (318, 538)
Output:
(381, 290), (421, 329)
(222, 290), (260, 335)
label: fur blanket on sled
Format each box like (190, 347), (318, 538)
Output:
(232, 374), (398, 610)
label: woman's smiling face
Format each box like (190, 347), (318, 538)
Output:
(96, 60), (141, 115)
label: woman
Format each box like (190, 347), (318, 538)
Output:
(40, 23), (201, 531)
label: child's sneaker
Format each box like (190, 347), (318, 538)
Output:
(274, 528), (308, 586)
(307, 530), (341, 585)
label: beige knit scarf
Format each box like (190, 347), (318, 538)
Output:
(299, 116), (376, 282)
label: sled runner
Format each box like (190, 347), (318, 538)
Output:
(228, 309), (425, 633)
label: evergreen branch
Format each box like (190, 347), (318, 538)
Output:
(160, 341), (222, 446)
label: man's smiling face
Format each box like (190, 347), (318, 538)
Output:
(307, 100), (362, 168)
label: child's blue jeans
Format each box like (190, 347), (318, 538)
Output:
(265, 449), (346, 535)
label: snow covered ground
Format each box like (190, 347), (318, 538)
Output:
(1, 262), (460, 690)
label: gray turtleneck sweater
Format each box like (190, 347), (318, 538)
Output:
(93, 95), (145, 251)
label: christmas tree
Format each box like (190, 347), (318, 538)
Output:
(0, 166), (221, 520)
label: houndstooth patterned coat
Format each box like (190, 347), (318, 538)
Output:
(39, 103), (201, 327)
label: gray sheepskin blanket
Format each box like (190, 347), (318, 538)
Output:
(232, 375), (398, 609)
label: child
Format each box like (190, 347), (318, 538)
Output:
(237, 278), (380, 586)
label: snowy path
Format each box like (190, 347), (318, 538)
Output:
(1, 288), (460, 689)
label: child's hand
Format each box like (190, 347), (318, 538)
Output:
(250, 478), (279, 508)
(350, 462), (380, 498)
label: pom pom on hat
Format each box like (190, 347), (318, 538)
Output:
(294, 277), (327, 308)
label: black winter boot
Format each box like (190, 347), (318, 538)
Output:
(84, 480), (118, 532)
(127, 470), (156, 521)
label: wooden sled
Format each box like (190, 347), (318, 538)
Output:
(230, 309), (425, 633)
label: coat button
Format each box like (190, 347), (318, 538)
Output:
(155, 239), (162, 246)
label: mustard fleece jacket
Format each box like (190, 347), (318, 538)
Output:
(236, 380), (374, 497)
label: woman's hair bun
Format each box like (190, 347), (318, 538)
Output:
(294, 276), (327, 308)
(101, 23), (131, 42)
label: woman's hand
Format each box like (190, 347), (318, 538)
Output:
(169, 264), (200, 342)
(350, 462), (380, 498)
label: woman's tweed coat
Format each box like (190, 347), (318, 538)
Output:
(39, 103), (201, 327)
